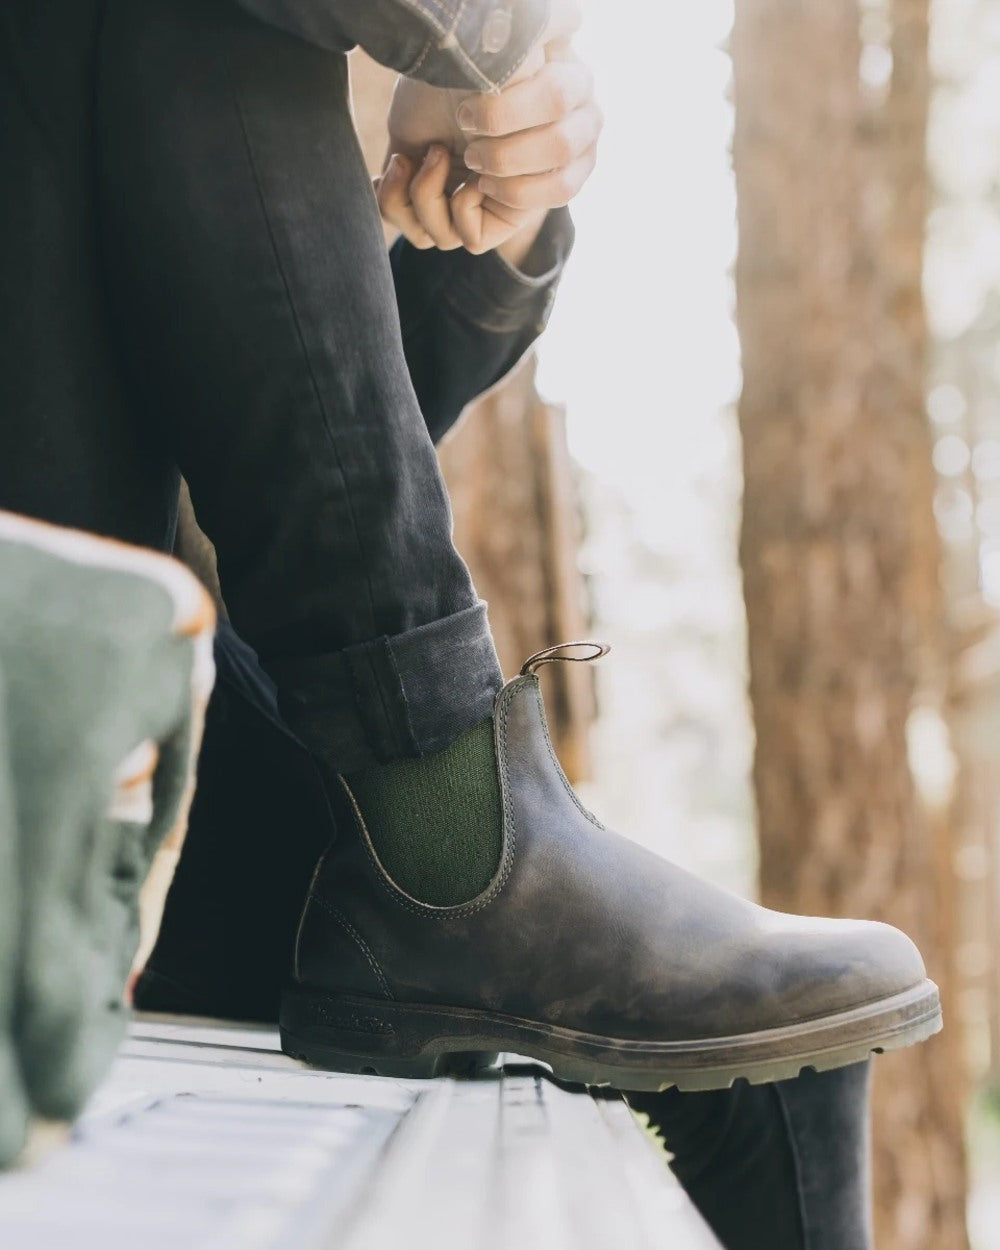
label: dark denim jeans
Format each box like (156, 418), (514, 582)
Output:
(630, 1064), (874, 1250)
(97, 0), (510, 772)
(1, 0), (578, 771)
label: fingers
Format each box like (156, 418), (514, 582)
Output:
(449, 37), (601, 238)
(448, 182), (491, 255)
(450, 182), (527, 256)
(464, 102), (603, 179)
(408, 146), (464, 249)
(376, 148), (465, 250)
(476, 144), (598, 212)
(376, 154), (434, 249)
(376, 19), (599, 259)
(458, 59), (594, 138)
(378, 145), (529, 256)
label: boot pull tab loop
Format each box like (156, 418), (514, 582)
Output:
(520, 641), (611, 677)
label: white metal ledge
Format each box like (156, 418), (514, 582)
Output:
(0, 1018), (721, 1250)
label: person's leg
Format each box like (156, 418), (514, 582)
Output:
(96, 0), (501, 777)
(141, 635), (876, 1250)
(628, 1081), (805, 1250)
(105, 3), (938, 1092)
(136, 622), (329, 1023)
(774, 1063), (874, 1250)
(628, 1062), (873, 1250)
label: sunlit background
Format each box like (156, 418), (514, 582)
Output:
(538, 0), (751, 895)
(536, 0), (1000, 1244)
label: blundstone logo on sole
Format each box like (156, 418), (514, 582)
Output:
(314, 1004), (395, 1037)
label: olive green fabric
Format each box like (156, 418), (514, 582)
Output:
(0, 534), (201, 1127)
(346, 718), (502, 908)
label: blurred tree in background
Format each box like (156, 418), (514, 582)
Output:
(733, 0), (970, 1246)
(928, 0), (1000, 1097)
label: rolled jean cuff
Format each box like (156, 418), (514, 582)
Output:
(268, 602), (503, 772)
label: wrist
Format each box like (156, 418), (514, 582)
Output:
(495, 211), (550, 271)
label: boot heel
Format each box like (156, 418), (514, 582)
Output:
(279, 986), (498, 1079)
(279, 1038), (449, 1080)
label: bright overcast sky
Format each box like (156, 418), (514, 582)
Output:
(538, 0), (740, 533)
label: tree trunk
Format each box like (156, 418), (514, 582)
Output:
(731, 0), (969, 1245)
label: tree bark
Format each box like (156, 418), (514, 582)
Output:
(732, 1), (969, 1245)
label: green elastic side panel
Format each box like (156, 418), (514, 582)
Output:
(346, 718), (503, 908)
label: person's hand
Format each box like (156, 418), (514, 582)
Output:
(376, 1), (600, 261)
(380, 0), (581, 167)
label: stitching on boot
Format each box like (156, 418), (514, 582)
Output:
(530, 679), (606, 831)
(308, 895), (395, 1001)
(336, 688), (517, 920)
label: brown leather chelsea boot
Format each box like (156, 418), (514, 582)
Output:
(281, 644), (941, 1092)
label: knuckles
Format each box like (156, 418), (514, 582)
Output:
(460, 234), (494, 256)
(481, 143), (516, 178)
(548, 128), (577, 168)
(472, 100), (504, 137)
(475, 113), (590, 181)
(546, 79), (575, 118)
(551, 170), (575, 202)
(409, 169), (437, 200)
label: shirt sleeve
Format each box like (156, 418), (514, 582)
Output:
(392, 208), (574, 444)
(232, 0), (551, 90)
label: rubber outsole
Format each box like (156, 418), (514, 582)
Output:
(280, 978), (943, 1092)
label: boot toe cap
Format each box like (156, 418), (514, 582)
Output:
(758, 912), (930, 1025)
(834, 917), (928, 1002)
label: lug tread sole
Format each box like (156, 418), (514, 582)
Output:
(280, 978), (942, 1092)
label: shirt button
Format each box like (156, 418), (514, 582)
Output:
(481, 8), (513, 55)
